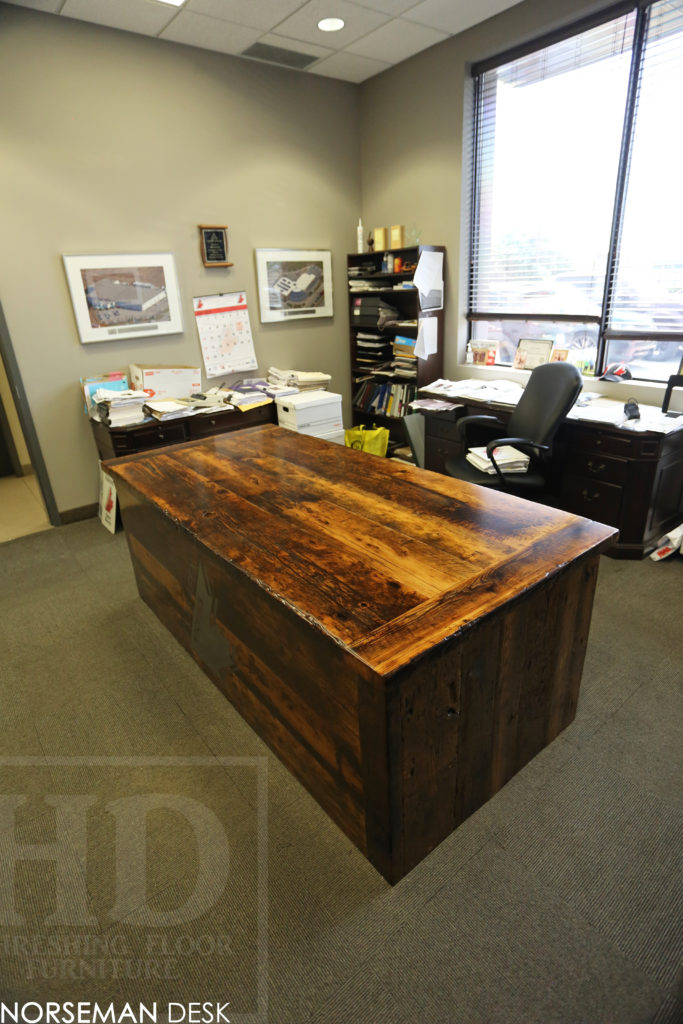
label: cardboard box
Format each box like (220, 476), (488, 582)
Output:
(390, 224), (405, 248)
(373, 226), (388, 250)
(129, 363), (201, 400)
(276, 391), (343, 434)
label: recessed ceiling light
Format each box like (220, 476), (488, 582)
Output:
(318, 17), (345, 32)
(156, 0), (186, 7)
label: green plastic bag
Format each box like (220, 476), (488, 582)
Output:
(344, 424), (390, 457)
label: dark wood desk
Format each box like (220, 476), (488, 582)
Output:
(90, 401), (277, 461)
(106, 425), (615, 883)
(424, 401), (683, 559)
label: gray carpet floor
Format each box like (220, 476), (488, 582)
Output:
(1, 518), (681, 1023)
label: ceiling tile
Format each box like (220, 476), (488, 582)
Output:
(346, 17), (447, 62)
(159, 11), (262, 54)
(347, 0), (420, 14)
(274, 0), (389, 51)
(311, 50), (391, 83)
(3, 0), (63, 12)
(258, 33), (334, 60)
(403, 0), (523, 35)
(60, 0), (177, 36)
(185, 0), (305, 33)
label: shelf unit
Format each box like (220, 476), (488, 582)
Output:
(347, 245), (444, 440)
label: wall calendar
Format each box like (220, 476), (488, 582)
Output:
(192, 291), (258, 378)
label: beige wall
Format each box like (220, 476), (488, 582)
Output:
(0, 4), (360, 514)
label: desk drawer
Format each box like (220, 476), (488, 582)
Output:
(131, 422), (188, 451)
(426, 416), (462, 442)
(425, 437), (461, 474)
(565, 451), (628, 485)
(188, 410), (241, 438)
(562, 475), (623, 526)
(108, 421), (187, 454)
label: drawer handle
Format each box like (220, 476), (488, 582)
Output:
(581, 489), (601, 501)
(587, 460), (606, 473)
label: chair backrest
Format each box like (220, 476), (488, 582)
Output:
(508, 362), (583, 446)
(403, 412), (426, 468)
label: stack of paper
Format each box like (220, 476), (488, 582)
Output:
(268, 367), (331, 391)
(94, 389), (148, 427)
(143, 400), (200, 421)
(224, 388), (273, 411)
(466, 445), (530, 475)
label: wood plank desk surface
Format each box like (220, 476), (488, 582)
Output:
(107, 424), (616, 678)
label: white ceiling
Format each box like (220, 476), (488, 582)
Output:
(5, 0), (523, 82)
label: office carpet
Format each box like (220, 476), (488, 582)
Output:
(1, 518), (681, 1023)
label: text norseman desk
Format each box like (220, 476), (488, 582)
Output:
(106, 424), (616, 883)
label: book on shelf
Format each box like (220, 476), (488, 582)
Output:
(392, 335), (417, 357)
(465, 445), (530, 474)
(353, 379), (417, 418)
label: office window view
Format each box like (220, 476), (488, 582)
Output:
(468, 0), (683, 381)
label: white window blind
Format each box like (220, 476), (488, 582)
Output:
(470, 13), (635, 319)
(608, 0), (683, 337)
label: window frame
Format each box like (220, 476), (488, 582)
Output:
(467, 0), (683, 381)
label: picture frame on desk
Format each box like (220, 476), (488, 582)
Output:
(513, 337), (553, 370)
(62, 252), (183, 344)
(255, 248), (333, 323)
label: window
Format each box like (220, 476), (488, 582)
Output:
(469, 0), (683, 381)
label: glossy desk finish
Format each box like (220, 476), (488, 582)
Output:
(106, 424), (616, 882)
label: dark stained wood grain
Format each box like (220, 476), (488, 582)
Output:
(107, 424), (616, 883)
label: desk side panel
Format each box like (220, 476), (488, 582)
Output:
(114, 480), (392, 874)
(390, 553), (600, 880)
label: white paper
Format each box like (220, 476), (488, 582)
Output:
(415, 317), (438, 359)
(193, 292), (258, 378)
(413, 251), (443, 311)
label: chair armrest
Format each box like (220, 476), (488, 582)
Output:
(456, 414), (505, 440)
(485, 437), (551, 487)
(485, 437), (551, 458)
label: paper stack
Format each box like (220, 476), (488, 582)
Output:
(268, 367), (331, 392)
(94, 389), (148, 427)
(143, 400), (199, 421)
(466, 445), (530, 475)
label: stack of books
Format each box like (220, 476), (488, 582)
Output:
(355, 333), (392, 369)
(268, 367), (331, 392)
(465, 445), (530, 475)
(94, 389), (148, 427)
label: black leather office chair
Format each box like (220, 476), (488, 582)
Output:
(444, 361), (582, 495)
(403, 412), (426, 468)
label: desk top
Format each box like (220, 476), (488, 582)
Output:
(106, 424), (616, 676)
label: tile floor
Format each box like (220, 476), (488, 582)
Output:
(0, 470), (51, 542)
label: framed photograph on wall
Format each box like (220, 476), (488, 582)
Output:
(255, 249), (333, 323)
(62, 252), (183, 344)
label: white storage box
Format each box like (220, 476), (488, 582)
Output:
(276, 390), (342, 433)
(129, 363), (201, 400)
(317, 429), (345, 445)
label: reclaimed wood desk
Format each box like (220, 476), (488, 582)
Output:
(106, 424), (616, 883)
